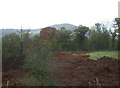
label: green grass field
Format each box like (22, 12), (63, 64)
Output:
(86, 51), (118, 60)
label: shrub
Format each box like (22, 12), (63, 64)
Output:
(2, 33), (21, 59)
(22, 37), (57, 86)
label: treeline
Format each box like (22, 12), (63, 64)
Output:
(52, 22), (119, 51)
(2, 18), (119, 59)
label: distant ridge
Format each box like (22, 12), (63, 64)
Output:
(2, 23), (79, 36)
(49, 23), (78, 31)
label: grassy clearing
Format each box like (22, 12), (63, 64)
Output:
(85, 51), (118, 60)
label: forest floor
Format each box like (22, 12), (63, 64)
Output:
(2, 51), (119, 86)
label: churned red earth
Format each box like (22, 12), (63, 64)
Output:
(2, 51), (119, 86)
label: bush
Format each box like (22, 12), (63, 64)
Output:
(2, 33), (21, 59)
(22, 37), (57, 86)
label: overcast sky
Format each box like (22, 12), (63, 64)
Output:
(0, 0), (119, 29)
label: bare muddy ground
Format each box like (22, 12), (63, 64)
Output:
(2, 58), (27, 86)
(53, 51), (119, 86)
(2, 51), (119, 86)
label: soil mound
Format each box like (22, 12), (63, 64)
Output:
(54, 53), (119, 86)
